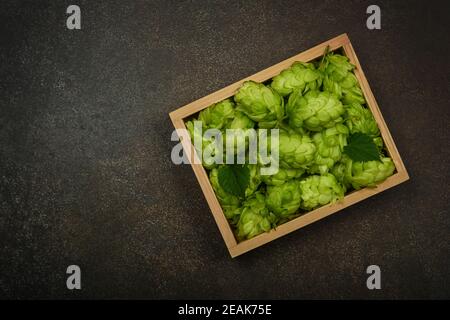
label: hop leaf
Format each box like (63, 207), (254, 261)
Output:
(345, 103), (383, 150)
(218, 165), (250, 198)
(343, 133), (380, 162)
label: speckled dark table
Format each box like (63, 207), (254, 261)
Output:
(1, 0), (449, 299)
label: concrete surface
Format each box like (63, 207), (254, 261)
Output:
(0, 0), (449, 299)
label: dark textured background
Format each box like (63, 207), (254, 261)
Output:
(0, 0), (449, 299)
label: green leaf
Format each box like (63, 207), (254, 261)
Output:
(218, 165), (250, 198)
(343, 133), (380, 162)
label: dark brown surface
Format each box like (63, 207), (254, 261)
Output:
(0, 0), (449, 299)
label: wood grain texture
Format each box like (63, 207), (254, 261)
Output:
(169, 33), (409, 258)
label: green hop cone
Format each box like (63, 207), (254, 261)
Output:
(373, 137), (384, 150)
(345, 103), (380, 136)
(321, 52), (365, 105)
(186, 120), (222, 170)
(266, 180), (302, 218)
(345, 103), (383, 149)
(222, 111), (256, 159)
(322, 53), (354, 81)
(277, 130), (317, 169)
(299, 173), (344, 210)
(198, 98), (235, 130)
(331, 161), (351, 192)
(341, 83), (365, 105)
(234, 81), (284, 128)
(226, 111), (255, 130)
(261, 167), (304, 186)
(287, 90), (345, 131)
(237, 192), (278, 240)
(209, 167), (241, 223)
(309, 124), (349, 174)
(345, 157), (395, 190)
(245, 164), (262, 197)
(211, 164), (260, 203)
(271, 62), (322, 97)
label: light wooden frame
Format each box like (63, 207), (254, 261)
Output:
(169, 34), (409, 257)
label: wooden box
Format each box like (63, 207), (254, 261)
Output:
(169, 34), (409, 257)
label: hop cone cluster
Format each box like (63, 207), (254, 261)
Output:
(184, 48), (397, 242)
